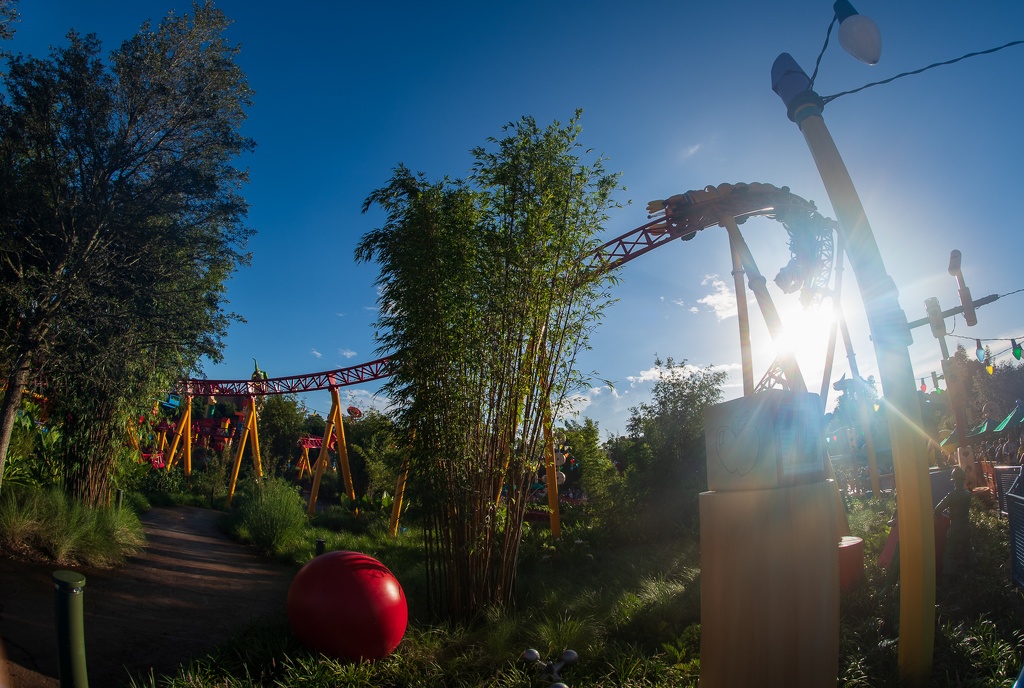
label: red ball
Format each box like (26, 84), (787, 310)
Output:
(287, 550), (408, 661)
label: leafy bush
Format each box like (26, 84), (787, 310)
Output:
(140, 464), (190, 498)
(109, 450), (157, 494)
(1, 401), (62, 489)
(229, 477), (308, 555)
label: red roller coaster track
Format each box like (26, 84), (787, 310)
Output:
(173, 357), (392, 397)
(176, 183), (831, 398)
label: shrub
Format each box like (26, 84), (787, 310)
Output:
(230, 477), (308, 555)
(0, 487), (146, 566)
(140, 464), (189, 498)
(91, 505), (146, 564)
(36, 490), (96, 563)
(0, 486), (43, 551)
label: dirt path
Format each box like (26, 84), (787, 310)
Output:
(0, 506), (297, 687)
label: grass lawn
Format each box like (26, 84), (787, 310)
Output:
(123, 487), (1024, 687)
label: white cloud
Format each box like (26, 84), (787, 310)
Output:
(338, 348), (357, 359)
(561, 392), (594, 417)
(697, 274), (737, 321)
(671, 298), (686, 307)
(626, 360), (740, 387)
(682, 143), (702, 158)
(609, 386), (628, 399)
(346, 388), (397, 416)
(310, 348), (322, 359)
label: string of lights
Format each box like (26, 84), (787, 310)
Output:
(819, 39), (1024, 106)
(911, 287), (1024, 385)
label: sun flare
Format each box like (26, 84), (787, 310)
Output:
(770, 302), (837, 360)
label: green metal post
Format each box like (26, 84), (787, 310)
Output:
(53, 570), (88, 688)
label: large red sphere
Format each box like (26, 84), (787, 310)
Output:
(287, 550), (408, 661)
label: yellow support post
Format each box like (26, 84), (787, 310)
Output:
(389, 456), (409, 537)
(127, 423), (140, 452)
(164, 397), (192, 472)
(226, 399), (263, 506)
(297, 446), (311, 480)
(332, 395), (356, 505)
(183, 404), (192, 476)
(720, 214), (806, 391)
(725, 219), (755, 397)
(248, 404), (263, 478)
(307, 398), (336, 517)
(542, 400), (561, 540)
(226, 405), (252, 506)
(308, 387), (356, 516)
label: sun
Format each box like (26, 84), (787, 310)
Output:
(770, 301), (837, 361)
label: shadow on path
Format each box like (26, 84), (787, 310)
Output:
(0, 506), (297, 687)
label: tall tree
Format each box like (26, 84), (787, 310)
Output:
(968, 352), (1024, 422)
(0, 2), (253, 500)
(0, 0), (17, 43)
(344, 409), (402, 501)
(257, 395), (308, 477)
(357, 112), (620, 619)
(622, 357), (726, 534)
(946, 343), (987, 425)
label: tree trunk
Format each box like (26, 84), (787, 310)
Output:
(0, 352), (33, 492)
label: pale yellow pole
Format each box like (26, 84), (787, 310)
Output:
(389, 429), (415, 537)
(724, 219), (755, 396)
(247, 404), (263, 478)
(774, 54), (935, 684)
(226, 403), (253, 506)
(183, 407), (192, 476)
(307, 391), (337, 516)
(721, 215), (806, 392)
(389, 457), (409, 537)
(164, 396), (191, 471)
(331, 389), (356, 504)
(541, 401), (561, 540)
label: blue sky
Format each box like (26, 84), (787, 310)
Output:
(9, 1), (1024, 436)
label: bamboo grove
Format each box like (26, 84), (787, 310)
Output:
(357, 112), (621, 619)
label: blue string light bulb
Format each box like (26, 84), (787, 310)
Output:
(976, 339), (985, 362)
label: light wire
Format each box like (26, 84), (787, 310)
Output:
(821, 39), (1024, 106)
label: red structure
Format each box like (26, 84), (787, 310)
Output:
(173, 357), (392, 398)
